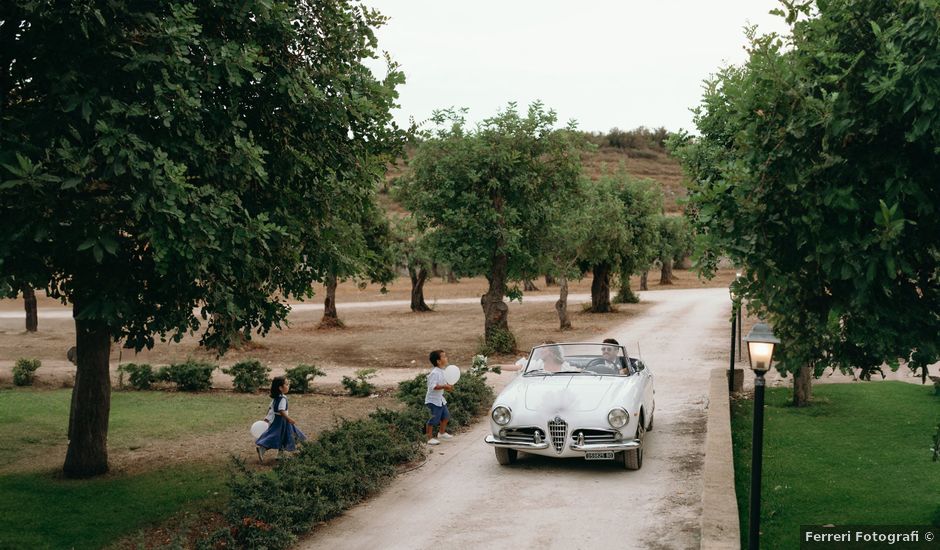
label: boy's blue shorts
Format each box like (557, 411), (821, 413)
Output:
(426, 403), (450, 425)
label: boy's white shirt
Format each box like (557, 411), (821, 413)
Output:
(425, 367), (447, 406)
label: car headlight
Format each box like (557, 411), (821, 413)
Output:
(607, 408), (629, 428)
(492, 405), (512, 426)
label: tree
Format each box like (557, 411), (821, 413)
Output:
(318, 201), (397, 328)
(0, 1), (403, 476)
(611, 175), (663, 304)
(529, 178), (591, 330)
(655, 215), (693, 285)
(399, 103), (585, 351)
(671, 0), (940, 406)
(577, 172), (661, 311)
(390, 216), (435, 312)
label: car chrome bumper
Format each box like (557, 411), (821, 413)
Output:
(569, 439), (641, 452)
(484, 435), (550, 450)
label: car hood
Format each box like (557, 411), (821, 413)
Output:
(522, 375), (615, 412)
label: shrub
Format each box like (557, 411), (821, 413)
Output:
(476, 326), (516, 356)
(213, 361), (496, 549)
(117, 363), (157, 390)
(285, 364), (325, 394)
(12, 358), (41, 386)
(223, 360), (270, 393)
(224, 407), (426, 549)
(341, 368), (376, 397)
(397, 367), (495, 429)
(159, 361), (216, 392)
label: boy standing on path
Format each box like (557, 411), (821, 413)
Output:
(425, 349), (454, 445)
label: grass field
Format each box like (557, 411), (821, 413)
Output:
(731, 382), (940, 548)
(0, 389), (261, 548)
(0, 389), (260, 471)
(0, 465), (227, 550)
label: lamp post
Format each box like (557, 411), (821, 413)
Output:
(745, 322), (779, 550)
(728, 272), (743, 393)
(736, 272), (743, 361)
(728, 286), (737, 393)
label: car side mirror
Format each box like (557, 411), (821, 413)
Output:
(633, 359), (645, 372)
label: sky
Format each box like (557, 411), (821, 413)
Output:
(363, 0), (791, 133)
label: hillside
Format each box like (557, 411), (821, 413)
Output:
(382, 140), (686, 214)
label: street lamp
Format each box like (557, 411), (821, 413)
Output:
(736, 272), (743, 361)
(728, 283), (738, 393)
(728, 272), (743, 393)
(745, 322), (779, 550)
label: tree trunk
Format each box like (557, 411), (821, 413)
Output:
(481, 253), (511, 350)
(659, 258), (675, 285)
(555, 276), (571, 330)
(544, 274), (556, 287)
(409, 266), (431, 312)
(590, 263), (612, 312)
(318, 275), (343, 328)
(23, 285), (37, 332)
(640, 271), (649, 291)
(523, 279), (539, 292)
(792, 365), (813, 407)
(446, 270), (458, 284)
(63, 303), (112, 478)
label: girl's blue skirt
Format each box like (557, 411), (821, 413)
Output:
(255, 415), (307, 451)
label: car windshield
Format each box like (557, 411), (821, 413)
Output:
(523, 343), (630, 376)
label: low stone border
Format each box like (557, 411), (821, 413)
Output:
(700, 367), (741, 549)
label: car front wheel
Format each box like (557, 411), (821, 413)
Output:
(495, 447), (518, 465)
(621, 422), (644, 470)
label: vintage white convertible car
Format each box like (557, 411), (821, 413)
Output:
(485, 342), (654, 469)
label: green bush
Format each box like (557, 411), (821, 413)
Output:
(225, 407), (425, 549)
(285, 364), (325, 394)
(476, 327), (517, 356)
(12, 358), (41, 386)
(159, 361), (216, 392)
(212, 362), (495, 549)
(222, 359), (270, 393)
(117, 363), (157, 390)
(341, 368), (376, 397)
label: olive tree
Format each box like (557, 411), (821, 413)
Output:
(0, 1), (403, 476)
(671, 0), (939, 405)
(399, 104), (585, 351)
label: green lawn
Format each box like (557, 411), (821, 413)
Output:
(0, 465), (227, 550)
(731, 382), (940, 549)
(0, 388), (262, 549)
(0, 388), (260, 468)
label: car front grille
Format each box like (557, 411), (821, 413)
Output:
(501, 427), (544, 444)
(572, 429), (619, 444)
(548, 418), (567, 453)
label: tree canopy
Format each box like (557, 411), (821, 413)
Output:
(398, 103), (585, 350)
(0, 0), (403, 476)
(671, 0), (939, 399)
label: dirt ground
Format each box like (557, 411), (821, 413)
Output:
(0, 269), (738, 483)
(0, 270), (739, 390)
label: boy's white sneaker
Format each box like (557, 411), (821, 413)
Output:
(427, 438), (440, 445)
(439, 433), (454, 440)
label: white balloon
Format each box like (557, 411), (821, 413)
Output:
(250, 420), (268, 439)
(444, 364), (461, 385)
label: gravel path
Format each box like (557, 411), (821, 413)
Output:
(296, 287), (734, 550)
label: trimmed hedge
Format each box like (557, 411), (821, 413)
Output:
(223, 360), (270, 393)
(214, 364), (495, 548)
(12, 358), (41, 386)
(285, 364), (325, 394)
(117, 363), (157, 390)
(159, 361), (216, 392)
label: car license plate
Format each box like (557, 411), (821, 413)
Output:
(585, 451), (615, 460)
